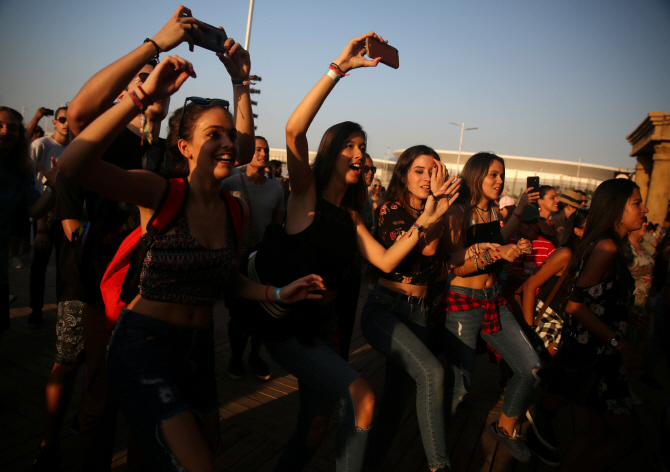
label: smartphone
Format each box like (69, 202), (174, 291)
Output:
(189, 21), (228, 54)
(527, 176), (540, 191)
(44, 109), (54, 116)
(365, 37), (399, 69)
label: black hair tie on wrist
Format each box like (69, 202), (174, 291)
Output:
(144, 38), (161, 58)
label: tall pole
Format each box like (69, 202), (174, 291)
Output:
(449, 121), (478, 175)
(244, 0), (255, 50)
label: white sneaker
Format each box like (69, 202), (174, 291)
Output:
(487, 421), (531, 463)
(10, 256), (22, 269)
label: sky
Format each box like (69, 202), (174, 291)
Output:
(1, 0), (668, 169)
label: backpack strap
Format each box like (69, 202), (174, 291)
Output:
(146, 178), (188, 237)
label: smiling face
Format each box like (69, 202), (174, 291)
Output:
(481, 159), (504, 203)
(334, 132), (366, 186)
(0, 110), (20, 150)
(621, 188), (648, 233)
(404, 154), (436, 207)
(249, 137), (269, 170)
(364, 155), (375, 187)
(539, 189), (559, 214)
(179, 107), (238, 180)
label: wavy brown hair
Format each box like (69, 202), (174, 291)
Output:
(311, 121), (367, 213)
(167, 102), (235, 179)
(382, 145), (440, 217)
(455, 152), (505, 222)
(0, 106), (32, 175)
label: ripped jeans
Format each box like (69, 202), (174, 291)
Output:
(443, 284), (541, 419)
(265, 306), (369, 472)
(107, 308), (218, 471)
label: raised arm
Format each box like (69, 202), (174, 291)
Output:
(285, 32), (382, 199)
(24, 107), (49, 139)
(59, 56), (195, 209)
(501, 187), (539, 242)
(217, 38), (254, 166)
(67, 5), (203, 136)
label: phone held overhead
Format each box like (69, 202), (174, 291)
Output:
(365, 37), (399, 69)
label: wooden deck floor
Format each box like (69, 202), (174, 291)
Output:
(2, 260), (669, 471)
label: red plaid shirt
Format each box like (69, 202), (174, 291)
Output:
(439, 289), (510, 335)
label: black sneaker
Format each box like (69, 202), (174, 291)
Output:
(30, 443), (59, 471)
(526, 428), (560, 467)
(526, 404), (557, 451)
(248, 355), (271, 381)
(227, 358), (246, 380)
(28, 311), (43, 325)
(487, 421), (531, 463)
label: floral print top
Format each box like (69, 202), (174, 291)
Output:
(377, 202), (438, 286)
(561, 243), (635, 415)
(626, 243), (655, 306)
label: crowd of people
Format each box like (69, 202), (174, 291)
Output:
(2, 6), (669, 472)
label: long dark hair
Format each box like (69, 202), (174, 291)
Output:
(562, 179), (639, 298)
(382, 145), (440, 216)
(455, 152), (505, 222)
(167, 102), (234, 179)
(0, 106), (32, 175)
(560, 208), (588, 252)
(311, 121), (367, 212)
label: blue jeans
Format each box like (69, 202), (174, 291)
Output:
(265, 306), (369, 472)
(443, 284), (540, 418)
(107, 308), (218, 471)
(361, 286), (448, 471)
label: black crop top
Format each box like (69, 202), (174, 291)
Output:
(463, 206), (503, 274)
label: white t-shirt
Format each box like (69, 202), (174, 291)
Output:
(30, 135), (67, 194)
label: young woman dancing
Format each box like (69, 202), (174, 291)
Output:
(441, 153), (541, 463)
(536, 185), (560, 246)
(240, 34), (459, 472)
(361, 145), (503, 472)
(523, 209), (588, 358)
(58, 43), (327, 471)
(542, 179), (646, 472)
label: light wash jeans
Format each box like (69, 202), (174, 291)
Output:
(361, 285), (449, 471)
(443, 283), (541, 418)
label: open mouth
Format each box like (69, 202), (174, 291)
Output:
(349, 163), (361, 173)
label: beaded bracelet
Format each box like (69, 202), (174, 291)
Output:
(473, 252), (483, 271)
(481, 249), (495, 265)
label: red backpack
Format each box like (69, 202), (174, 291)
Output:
(101, 178), (243, 331)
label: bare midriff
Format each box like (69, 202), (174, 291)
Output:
(378, 278), (428, 298)
(128, 296), (214, 328)
(449, 271), (497, 291)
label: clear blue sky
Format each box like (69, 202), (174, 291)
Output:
(1, 0), (668, 168)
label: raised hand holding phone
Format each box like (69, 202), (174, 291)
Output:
(333, 32), (386, 73)
(365, 36), (399, 69)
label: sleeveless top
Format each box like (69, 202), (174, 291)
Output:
(463, 205), (503, 274)
(138, 209), (238, 306)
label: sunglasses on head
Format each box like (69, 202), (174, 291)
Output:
(135, 72), (150, 83)
(178, 96), (230, 139)
(56, 117), (67, 124)
(363, 165), (376, 174)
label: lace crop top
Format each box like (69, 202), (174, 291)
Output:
(138, 212), (238, 306)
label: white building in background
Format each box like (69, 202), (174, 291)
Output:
(265, 149), (634, 197)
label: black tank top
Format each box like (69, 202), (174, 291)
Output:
(463, 205), (503, 274)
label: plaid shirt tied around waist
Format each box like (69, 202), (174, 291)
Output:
(439, 289), (510, 335)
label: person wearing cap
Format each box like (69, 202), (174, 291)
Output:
(498, 195), (516, 227)
(551, 189), (582, 242)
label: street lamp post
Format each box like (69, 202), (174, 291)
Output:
(244, 0), (255, 50)
(449, 121), (478, 175)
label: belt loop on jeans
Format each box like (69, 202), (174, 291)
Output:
(376, 284), (425, 306)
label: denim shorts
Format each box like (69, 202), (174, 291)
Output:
(107, 308), (218, 471)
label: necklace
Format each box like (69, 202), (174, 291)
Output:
(474, 204), (491, 223)
(409, 204), (424, 215)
